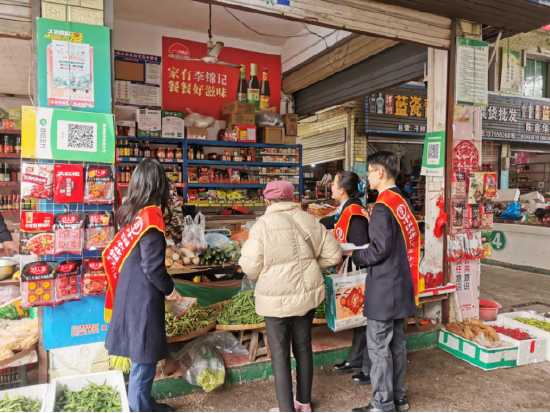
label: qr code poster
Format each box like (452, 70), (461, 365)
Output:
(421, 131), (446, 177)
(22, 106), (115, 164)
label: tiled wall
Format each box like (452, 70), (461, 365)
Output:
(41, 0), (104, 26)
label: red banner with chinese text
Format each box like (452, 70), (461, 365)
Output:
(162, 37), (281, 119)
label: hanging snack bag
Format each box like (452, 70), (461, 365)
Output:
(452, 200), (465, 229)
(468, 172), (485, 204)
(54, 213), (86, 256)
(484, 172), (498, 199)
(452, 172), (467, 198)
(84, 165), (115, 204)
(55, 260), (82, 305)
(21, 261), (58, 308)
(21, 163), (54, 200)
(466, 232), (484, 260)
(484, 204), (494, 229)
(20, 212), (55, 256)
(446, 234), (465, 262)
(54, 164), (84, 203)
(81, 258), (108, 296)
(482, 233), (493, 258)
(85, 212), (114, 251)
(466, 204), (481, 229)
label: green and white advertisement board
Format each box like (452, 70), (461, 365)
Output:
(421, 131), (445, 177)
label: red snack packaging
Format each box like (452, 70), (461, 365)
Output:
(466, 204), (481, 229)
(54, 213), (86, 256)
(54, 164), (84, 203)
(484, 172), (498, 198)
(55, 260), (82, 305)
(22, 163), (54, 200)
(446, 234), (465, 262)
(84, 165), (115, 204)
(20, 212), (55, 256)
(85, 212), (114, 251)
(21, 261), (58, 308)
(81, 259), (108, 296)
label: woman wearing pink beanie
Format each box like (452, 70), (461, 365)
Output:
(239, 181), (342, 412)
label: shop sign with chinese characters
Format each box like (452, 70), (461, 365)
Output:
(365, 87), (427, 135)
(482, 95), (550, 143)
(162, 37), (281, 119)
(451, 259), (479, 319)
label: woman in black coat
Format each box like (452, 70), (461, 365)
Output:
(105, 159), (182, 412)
(320, 171), (372, 386)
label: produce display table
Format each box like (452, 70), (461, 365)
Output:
(217, 323), (270, 362)
(169, 264), (241, 281)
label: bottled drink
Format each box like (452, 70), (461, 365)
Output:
(11, 166), (16, 182)
(15, 137), (21, 154)
(259, 69), (271, 110)
(145, 142), (151, 158)
(0, 163), (4, 182)
(4, 164), (10, 182)
(237, 65), (248, 102)
(247, 63), (260, 109)
(116, 143), (121, 159)
(16, 166), (20, 182)
(177, 166), (183, 183)
(3, 136), (12, 154)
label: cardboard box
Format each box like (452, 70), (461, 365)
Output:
(187, 127), (208, 140)
(223, 101), (255, 115)
(284, 114), (299, 136)
(136, 109), (161, 138)
(162, 111), (185, 139)
(233, 125), (257, 143)
(438, 329), (518, 371)
(284, 136), (297, 145)
(258, 127), (284, 144)
(225, 113), (255, 126)
(116, 120), (136, 137)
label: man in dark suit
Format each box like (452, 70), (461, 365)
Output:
(351, 151), (418, 413)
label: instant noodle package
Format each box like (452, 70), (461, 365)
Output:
(22, 163), (54, 199)
(54, 164), (84, 203)
(54, 213), (85, 256)
(81, 259), (108, 296)
(55, 260), (81, 304)
(21, 261), (58, 308)
(20, 212), (55, 256)
(84, 165), (115, 204)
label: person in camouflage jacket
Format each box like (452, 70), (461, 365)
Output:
(164, 180), (184, 243)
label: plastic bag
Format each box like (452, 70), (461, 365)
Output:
(500, 201), (523, 221)
(181, 213), (207, 255)
(179, 343), (225, 392)
(473, 333), (513, 349)
(174, 332), (248, 360)
(240, 275), (256, 292)
(255, 110), (283, 127)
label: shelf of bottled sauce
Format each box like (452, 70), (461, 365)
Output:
(0, 134), (22, 213)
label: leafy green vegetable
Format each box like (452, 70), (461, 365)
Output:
(196, 368), (225, 393)
(54, 382), (122, 412)
(0, 393), (41, 412)
(315, 301), (326, 319)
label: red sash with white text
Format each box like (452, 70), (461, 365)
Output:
(376, 190), (421, 305)
(334, 204), (369, 243)
(102, 206), (165, 322)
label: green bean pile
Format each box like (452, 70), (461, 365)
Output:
(0, 394), (41, 412)
(513, 317), (550, 332)
(165, 304), (214, 338)
(217, 290), (265, 325)
(54, 382), (122, 412)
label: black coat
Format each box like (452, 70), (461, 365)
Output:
(0, 215), (12, 243)
(352, 188), (416, 322)
(105, 228), (174, 364)
(320, 199), (370, 246)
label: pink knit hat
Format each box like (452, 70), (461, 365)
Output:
(264, 181), (295, 200)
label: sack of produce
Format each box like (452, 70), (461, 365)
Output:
(179, 342), (225, 392)
(174, 332), (248, 360)
(325, 257), (367, 332)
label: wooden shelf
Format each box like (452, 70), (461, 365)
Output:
(0, 130), (21, 135)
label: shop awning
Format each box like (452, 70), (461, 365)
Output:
(301, 128), (346, 166)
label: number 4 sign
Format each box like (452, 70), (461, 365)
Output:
(491, 230), (506, 251)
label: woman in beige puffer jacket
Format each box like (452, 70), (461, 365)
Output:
(239, 181), (342, 413)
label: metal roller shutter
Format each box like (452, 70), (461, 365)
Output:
(482, 141), (501, 172)
(302, 128), (346, 166)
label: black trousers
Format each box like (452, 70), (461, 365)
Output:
(346, 325), (372, 374)
(264, 309), (316, 412)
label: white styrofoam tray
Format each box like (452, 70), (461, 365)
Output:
(46, 370), (129, 412)
(497, 311), (550, 361)
(486, 320), (547, 366)
(0, 383), (49, 412)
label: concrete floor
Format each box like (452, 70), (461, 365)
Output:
(167, 265), (550, 412)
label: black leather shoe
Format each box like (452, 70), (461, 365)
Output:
(333, 360), (362, 375)
(351, 372), (371, 385)
(352, 404), (394, 412)
(395, 397), (410, 412)
(153, 403), (174, 412)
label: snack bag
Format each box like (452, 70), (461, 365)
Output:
(466, 232), (483, 260)
(484, 204), (494, 229)
(468, 172), (485, 204)
(20, 212), (55, 256)
(484, 172), (498, 198)
(21, 261), (58, 308)
(55, 260), (82, 304)
(54, 213), (86, 256)
(22, 163), (54, 199)
(81, 259), (108, 296)
(446, 234), (465, 262)
(452, 201), (465, 229)
(451, 172), (467, 198)
(85, 212), (114, 251)
(54, 164), (85, 203)
(84, 165), (115, 204)
(481, 232), (493, 258)
(466, 204), (481, 229)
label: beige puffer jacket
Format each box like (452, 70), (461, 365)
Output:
(239, 202), (342, 318)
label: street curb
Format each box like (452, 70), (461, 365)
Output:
(152, 329), (440, 399)
(481, 259), (550, 276)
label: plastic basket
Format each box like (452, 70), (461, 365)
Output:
(0, 366), (27, 390)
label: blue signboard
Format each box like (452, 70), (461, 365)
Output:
(42, 295), (108, 350)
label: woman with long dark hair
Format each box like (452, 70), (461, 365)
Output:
(104, 158), (182, 412)
(320, 171), (372, 386)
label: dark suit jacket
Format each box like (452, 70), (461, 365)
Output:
(0, 215), (12, 243)
(352, 187), (416, 322)
(105, 228), (174, 364)
(320, 198), (370, 246)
